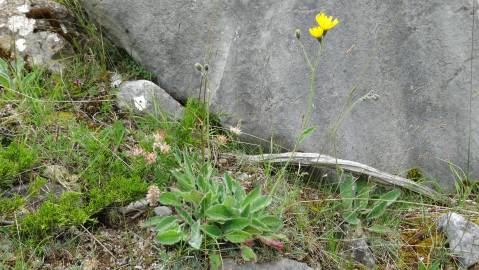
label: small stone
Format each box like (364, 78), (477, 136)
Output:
(342, 225), (376, 268)
(222, 258), (313, 270)
(218, 158), (228, 165)
(436, 212), (479, 268)
(236, 172), (250, 181)
(154, 206), (172, 217)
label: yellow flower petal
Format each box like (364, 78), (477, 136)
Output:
(309, 26), (324, 39)
(315, 12), (340, 31)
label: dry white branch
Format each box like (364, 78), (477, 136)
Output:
(237, 152), (447, 202)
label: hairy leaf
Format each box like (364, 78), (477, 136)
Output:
(159, 192), (182, 207)
(142, 216), (177, 230)
(224, 230), (251, 243)
(206, 204), (231, 221)
(202, 224), (222, 238)
(189, 220), (203, 249)
(156, 230), (184, 245)
(250, 196), (271, 213)
(241, 245), (257, 262)
(242, 186), (261, 209)
(223, 217), (249, 232)
(340, 173), (355, 211)
(259, 215), (283, 231)
(209, 251), (222, 270)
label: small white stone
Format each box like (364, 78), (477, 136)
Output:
(17, 4), (30, 13)
(15, 39), (26, 52)
(0, 0), (5, 6)
(133, 95), (147, 111)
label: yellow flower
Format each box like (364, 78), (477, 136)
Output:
(315, 12), (340, 31)
(309, 26), (324, 39)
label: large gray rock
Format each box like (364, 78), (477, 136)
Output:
(437, 212), (479, 268)
(84, 0), (479, 189)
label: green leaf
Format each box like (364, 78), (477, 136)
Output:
(209, 251), (222, 270)
(379, 189), (401, 207)
(223, 195), (236, 209)
(171, 170), (194, 191)
(176, 207), (194, 225)
(243, 225), (263, 235)
(259, 215), (283, 231)
(142, 216), (177, 230)
(201, 163), (213, 181)
(224, 230), (252, 243)
(216, 185), (225, 202)
(224, 173), (234, 194)
(206, 204), (231, 221)
(13, 58), (25, 79)
(340, 173), (355, 211)
(366, 189), (400, 220)
(250, 196), (271, 213)
(202, 224), (222, 238)
(367, 224), (392, 234)
(356, 179), (373, 210)
(180, 190), (203, 205)
(241, 203), (251, 217)
(234, 186), (246, 201)
(159, 192), (182, 207)
(251, 218), (269, 231)
(366, 201), (387, 220)
(156, 230), (184, 245)
(198, 192), (212, 218)
(298, 126), (317, 144)
(188, 220), (203, 249)
(240, 245), (257, 262)
(223, 217), (249, 232)
(242, 186), (261, 209)
(197, 175), (209, 193)
(418, 261), (427, 270)
(0, 58), (11, 89)
(343, 211), (360, 225)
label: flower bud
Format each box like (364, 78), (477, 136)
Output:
(295, 29), (301, 39)
(194, 63), (203, 72)
(204, 64), (209, 71)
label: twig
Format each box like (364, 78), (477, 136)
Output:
(235, 152), (448, 203)
(81, 225), (117, 259)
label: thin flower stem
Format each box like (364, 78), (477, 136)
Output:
(302, 40), (324, 130)
(299, 40), (313, 71)
(273, 40), (324, 195)
(314, 40), (326, 69)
